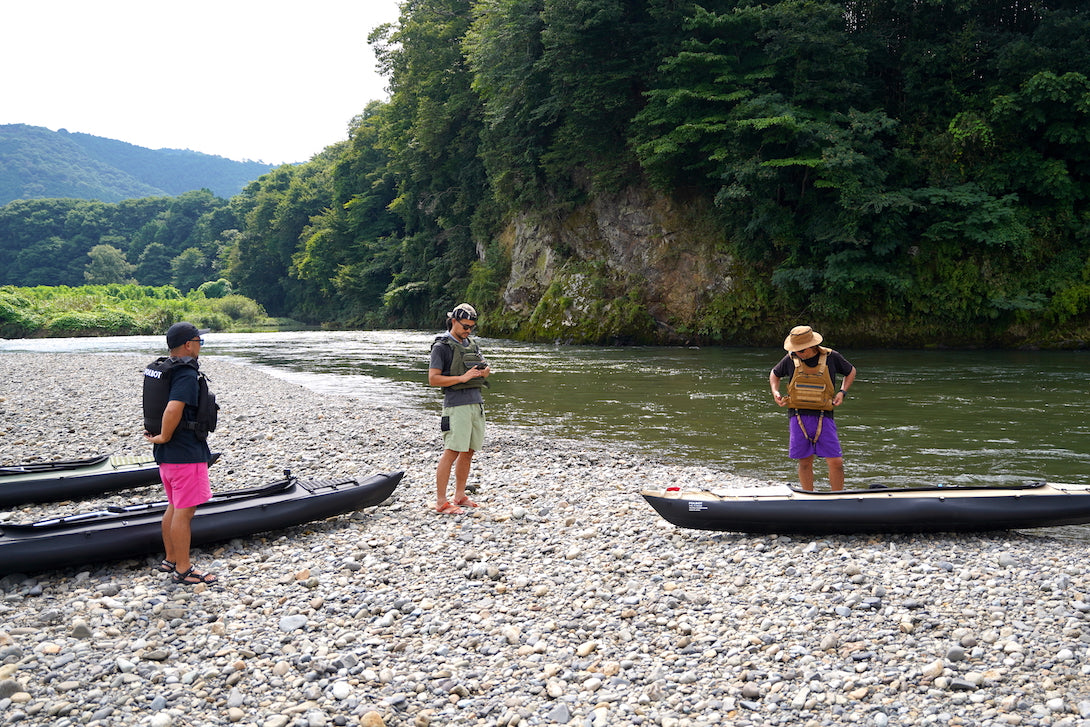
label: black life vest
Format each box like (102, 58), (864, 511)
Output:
(142, 357), (219, 441)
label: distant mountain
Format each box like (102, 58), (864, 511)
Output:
(0, 124), (278, 205)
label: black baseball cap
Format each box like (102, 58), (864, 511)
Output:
(166, 322), (210, 349)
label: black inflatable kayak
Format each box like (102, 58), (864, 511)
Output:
(642, 481), (1090, 535)
(0, 470), (404, 575)
(0, 453), (222, 507)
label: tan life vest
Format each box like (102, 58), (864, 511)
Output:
(786, 347), (835, 411)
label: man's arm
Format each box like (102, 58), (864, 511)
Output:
(833, 365), (857, 406)
(838, 365), (857, 392)
(769, 370), (787, 407)
(146, 400), (184, 444)
(428, 366), (487, 388)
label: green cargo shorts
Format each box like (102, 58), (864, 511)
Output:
(442, 403), (485, 452)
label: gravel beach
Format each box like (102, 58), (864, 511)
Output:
(1, 352), (1089, 727)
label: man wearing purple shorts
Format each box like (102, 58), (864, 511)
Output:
(769, 325), (857, 491)
(144, 322), (218, 585)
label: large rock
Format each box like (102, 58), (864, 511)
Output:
(502, 186), (733, 343)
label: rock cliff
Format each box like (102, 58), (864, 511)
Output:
(500, 186), (734, 343)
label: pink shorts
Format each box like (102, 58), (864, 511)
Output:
(159, 462), (212, 509)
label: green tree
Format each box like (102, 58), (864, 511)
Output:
(291, 103), (403, 323)
(466, 0), (683, 205)
(170, 247), (210, 292)
(13, 236), (75, 285)
(226, 167), (300, 315)
(135, 242), (175, 286)
(226, 156), (339, 318)
(635, 1), (912, 316)
(372, 0), (489, 322)
(633, 3), (765, 192)
(536, 0), (661, 193)
(84, 244), (137, 284)
(464, 0), (551, 207)
(197, 278), (233, 298)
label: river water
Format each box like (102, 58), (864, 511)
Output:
(4, 330), (1088, 492)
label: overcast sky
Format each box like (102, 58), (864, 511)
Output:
(1, 0), (403, 164)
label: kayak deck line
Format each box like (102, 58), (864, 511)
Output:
(0, 455), (115, 475)
(0, 454), (157, 475)
(0, 452), (220, 507)
(3, 472), (319, 532)
(648, 481), (1090, 503)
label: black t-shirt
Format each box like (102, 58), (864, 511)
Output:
(152, 364), (213, 464)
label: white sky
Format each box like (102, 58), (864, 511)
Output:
(0, 0), (403, 164)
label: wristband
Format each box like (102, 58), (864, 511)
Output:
(838, 389), (847, 398)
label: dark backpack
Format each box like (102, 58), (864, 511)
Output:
(142, 357), (219, 441)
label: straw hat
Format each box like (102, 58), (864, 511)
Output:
(783, 325), (823, 352)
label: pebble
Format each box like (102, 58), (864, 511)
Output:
(279, 614), (308, 632)
(2, 353), (1090, 727)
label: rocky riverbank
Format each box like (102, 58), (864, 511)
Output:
(1, 353), (1089, 727)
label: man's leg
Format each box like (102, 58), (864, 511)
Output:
(436, 448), (459, 506)
(453, 450), (475, 503)
(827, 456), (845, 491)
(166, 506), (197, 573)
(162, 504), (178, 564)
(797, 456), (815, 491)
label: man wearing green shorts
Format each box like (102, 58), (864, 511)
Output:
(428, 303), (491, 514)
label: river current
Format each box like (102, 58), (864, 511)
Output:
(5, 330), (1087, 493)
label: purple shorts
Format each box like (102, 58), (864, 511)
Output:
(788, 413), (842, 459)
(160, 462), (212, 509)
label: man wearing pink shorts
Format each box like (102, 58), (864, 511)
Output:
(143, 322), (218, 585)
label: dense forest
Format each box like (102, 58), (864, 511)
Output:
(2, 0), (1088, 347)
(0, 191), (237, 292)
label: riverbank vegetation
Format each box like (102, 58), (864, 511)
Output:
(1, 1), (1088, 347)
(0, 284), (274, 339)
